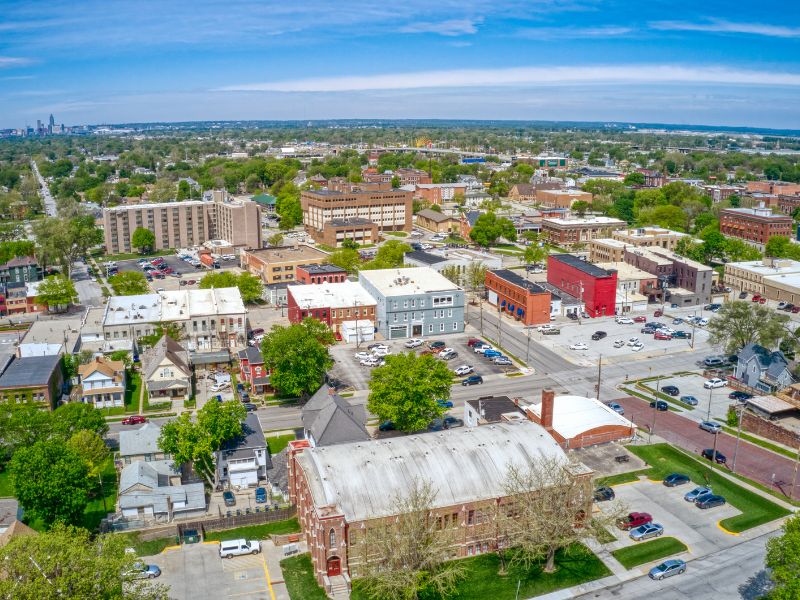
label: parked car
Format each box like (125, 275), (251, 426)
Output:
(368, 343), (389, 352)
(672, 318), (684, 325)
(405, 338), (424, 348)
(428, 341), (446, 351)
(649, 559), (686, 580)
(704, 356), (726, 367)
(454, 365), (473, 376)
(615, 317), (634, 324)
(254, 487), (267, 503)
(378, 421), (395, 432)
(569, 342), (588, 351)
(567, 312), (579, 320)
(436, 399), (454, 409)
(699, 420), (722, 434)
(641, 326), (657, 334)
(474, 344), (494, 354)
(680, 395), (699, 406)
(223, 491), (236, 507)
(630, 523), (664, 542)
(704, 378), (727, 389)
(672, 331), (691, 339)
(663, 472), (690, 487)
(684, 486), (712, 502)
(591, 331), (607, 341)
(633, 315), (647, 323)
(466, 338), (483, 347)
(661, 385), (680, 396)
(439, 350), (458, 360)
(354, 351), (372, 361)
(593, 486), (615, 501)
(627, 337), (641, 346)
(752, 294), (762, 302)
(542, 328), (561, 335)
(617, 512), (653, 530)
(630, 343), (644, 352)
(462, 375), (483, 386)
(483, 349), (502, 358)
(696, 494), (727, 509)
(654, 331), (673, 340)
(701, 448), (727, 464)
(494, 356), (513, 366)
(121, 415), (146, 425)
(243, 403), (257, 412)
(607, 402), (624, 415)
(654, 309), (663, 317)
(613, 340), (625, 348)
(729, 391), (752, 401)
(219, 538), (261, 559)
(130, 563), (161, 579)
(650, 400), (669, 411)
(443, 416), (464, 429)
(738, 291), (748, 299)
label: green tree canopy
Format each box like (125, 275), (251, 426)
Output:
(367, 352), (451, 432)
(766, 514), (800, 599)
(571, 200), (590, 217)
(260, 318), (334, 398)
(66, 429), (109, 480)
(52, 402), (109, 438)
(198, 271), (263, 303)
(469, 212), (517, 247)
(362, 239), (412, 270)
(109, 271), (150, 296)
(329, 248), (362, 273)
(35, 275), (77, 311)
(707, 301), (790, 354)
(623, 172), (646, 185)
(131, 227), (156, 253)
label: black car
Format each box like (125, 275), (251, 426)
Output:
(663, 473), (690, 487)
(650, 400), (669, 411)
(243, 403), (257, 412)
(591, 331), (607, 341)
(593, 486), (615, 501)
(729, 390), (752, 401)
(641, 326), (657, 334)
(223, 491), (236, 507)
(696, 494), (726, 509)
(378, 421), (395, 432)
(738, 291), (748, 299)
(444, 416), (464, 429)
(462, 375), (483, 386)
(661, 385), (680, 396)
(567, 312), (578, 320)
(672, 331), (691, 339)
(701, 448), (727, 464)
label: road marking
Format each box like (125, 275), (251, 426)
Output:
(161, 545), (182, 553)
(261, 553), (276, 600)
(716, 522), (740, 536)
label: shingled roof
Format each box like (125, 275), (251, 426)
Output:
(302, 384), (369, 447)
(141, 335), (191, 380)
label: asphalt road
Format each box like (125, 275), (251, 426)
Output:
(71, 260), (103, 307)
(574, 531), (777, 600)
(30, 159), (56, 217)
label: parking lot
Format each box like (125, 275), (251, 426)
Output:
(640, 373), (735, 423)
(146, 542), (271, 600)
(597, 478), (741, 558)
(110, 254), (242, 292)
(328, 332), (520, 392)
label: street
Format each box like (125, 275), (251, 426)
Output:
(30, 159), (57, 217)
(71, 260), (103, 307)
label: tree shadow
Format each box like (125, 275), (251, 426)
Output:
(737, 569), (773, 600)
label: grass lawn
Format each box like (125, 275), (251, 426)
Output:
(203, 518), (301, 542)
(281, 554), (329, 600)
(350, 544), (609, 600)
(611, 537), (688, 569)
(383, 231), (408, 237)
(627, 444), (790, 532)
(123, 371), (142, 414)
(267, 434), (296, 455)
(81, 456), (118, 531)
(0, 469), (13, 497)
(97, 249), (173, 262)
(596, 470), (648, 487)
(117, 532), (178, 556)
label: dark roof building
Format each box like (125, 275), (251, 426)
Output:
(404, 250), (448, 267)
(0, 354), (64, 410)
(464, 395), (526, 426)
(217, 413), (272, 487)
(302, 384), (369, 447)
(485, 269), (552, 326)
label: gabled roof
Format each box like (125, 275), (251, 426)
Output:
(220, 413), (271, 465)
(119, 422), (162, 457)
(141, 335), (191, 381)
(2, 256), (38, 268)
(118, 460), (205, 514)
(0, 520), (36, 548)
(416, 208), (454, 223)
(463, 210), (482, 227)
(238, 346), (264, 365)
(78, 357), (125, 381)
(739, 342), (792, 383)
(0, 354), (61, 388)
(302, 384), (369, 447)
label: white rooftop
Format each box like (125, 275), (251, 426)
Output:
(287, 281), (376, 310)
(359, 267), (462, 296)
(764, 272), (800, 290)
(526, 395), (634, 440)
(728, 259), (800, 277)
(543, 216), (626, 226)
(297, 420), (571, 522)
(596, 262), (657, 280)
(103, 288), (245, 327)
(613, 227), (688, 239)
(591, 238), (629, 248)
(103, 294), (162, 327)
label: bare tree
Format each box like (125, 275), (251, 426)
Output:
(499, 455), (623, 573)
(354, 479), (465, 600)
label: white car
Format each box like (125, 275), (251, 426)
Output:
(369, 344), (389, 352)
(704, 378), (727, 389)
(536, 324), (556, 332)
(360, 357), (383, 367)
(616, 317), (634, 324)
(627, 338), (641, 346)
(630, 343), (644, 352)
(613, 340), (625, 348)
(474, 345), (494, 354)
(569, 342), (588, 351)
(354, 351), (372, 361)
(372, 348), (391, 357)
(405, 338), (424, 348)
(454, 365), (473, 376)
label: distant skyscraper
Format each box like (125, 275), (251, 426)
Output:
(48, 114), (54, 134)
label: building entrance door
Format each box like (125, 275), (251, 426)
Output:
(412, 324), (422, 336)
(326, 556), (341, 576)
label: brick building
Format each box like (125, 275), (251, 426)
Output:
(541, 216), (626, 248)
(720, 206), (792, 249)
(623, 248), (712, 305)
(413, 183), (468, 205)
(484, 269), (551, 326)
(394, 168), (432, 186)
(286, 281), (377, 335)
(535, 189), (593, 209)
(240, 245), (330, 285)
(237, 346), (270, 394)
(636, 169), (665, 187)
(296, 264), (348, 285)
(547, 254), (617, 318)
(746, 181), (800, 196)
(315, 217), (379, 248)
(286, 420), (592, 589)
(415, 208), (459, 233)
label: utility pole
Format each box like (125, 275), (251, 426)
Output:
(596, 354), (602, 402)
(792, 446), (800, 500)
(706, 386), (713, 421)
(731, 404), (745, 473)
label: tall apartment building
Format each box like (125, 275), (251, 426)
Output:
(541, 216), (626, 248)
(301, 188), (412, 245)
(720, 206), (792, 249)
(103, 191), (262, 254)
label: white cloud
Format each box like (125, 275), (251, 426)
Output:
(216, 64), (800, 93)
(0, 57), (31, 68)
(515, 25), (632, 39)
(650, 19), (800, 38)
(399, 18), (482, 36)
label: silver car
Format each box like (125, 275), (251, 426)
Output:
(629, 522), (664, 541)
(684, 486), (712, 502)
(699, 421), (722, 434)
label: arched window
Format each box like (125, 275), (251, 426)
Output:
(329, 529), (336, 548)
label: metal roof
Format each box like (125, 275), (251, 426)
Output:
(525, 395), (633, 440)
(551, 254), (614, 278)
(0, 355), (61, 388)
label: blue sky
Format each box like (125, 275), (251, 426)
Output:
(2, 0), (800, 129)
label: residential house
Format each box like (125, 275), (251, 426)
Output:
(508, 183), (537, 202)
(301, 384), (369, 447)
(415, 208), (459, 233)
(141, 335), (192, 403)
(735, 343), (795, 393)
(78, 357), (126, 409)
(0, 256), (41, 284)
(217, 413), (271, 488)
(0, 354), (64, 410)
(119, 422), (167, 465)
(459, 210), (482, 239)
(117, 461), (206, 522)
(238, 346), (271, 394)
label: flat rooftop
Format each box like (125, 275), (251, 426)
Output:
(359, 267), (462, 296)
(591, 238), (629, 249)
(723, 207), (791, 220)
(245, 245), (329, 263)
(490, 269), (548, 294)
(161, 288), (246, 320)
(329, 217), (374, 227)
(287, 281), (376, 310)
(404, 250), (447, 266)
(0, 355), (61, 388)
(595, 262), (657, 280)
(543, 216), (626, 226)
(551, 254), (614, 278)
(728, 259), (800, 277)
(299, 263), (347, 275)
(613, 227), (688, 239)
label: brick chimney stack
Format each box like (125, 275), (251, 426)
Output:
(541, 388), (555, 432)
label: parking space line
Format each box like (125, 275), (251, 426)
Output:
(261, 553), (276, 600)
(161, 544), (182, 553)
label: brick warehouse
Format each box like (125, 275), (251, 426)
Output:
(547, 254), (617, 318)
(286, 420), (592, 590)
(484, 269), (551, 326)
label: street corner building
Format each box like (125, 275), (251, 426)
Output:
(286, 420), (593, 589)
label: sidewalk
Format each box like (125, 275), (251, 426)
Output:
(263, 539), (309, 600)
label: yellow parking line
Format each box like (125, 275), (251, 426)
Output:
(262, 553), (276, 600)
(161, 545), (181, 553)
(203, 540), (221, 545)
(717, 522), (740, 536)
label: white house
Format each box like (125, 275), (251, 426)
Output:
(78, 357), (126, 408)
(217, 413), (270, 488)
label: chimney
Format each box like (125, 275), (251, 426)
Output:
(540, 388), (555, 432)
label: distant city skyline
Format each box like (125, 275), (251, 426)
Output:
(1, 1), (800, 129)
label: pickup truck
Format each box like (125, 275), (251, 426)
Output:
(617, 512), (653, 530)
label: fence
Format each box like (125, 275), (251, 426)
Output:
(178, 506), (296, 538)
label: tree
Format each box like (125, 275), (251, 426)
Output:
(636, 204), (688, 231)
(9, 439), (91, 526)
(623, 172), (646, 185)
(362, 240), (412, 270)
(159, 401), (246, 487)
(707, 301), (789, 354)
(267, 232), (284, 247)
(465, 262), (488, 292)
(0, 523), (168, 599)
(766, 514), (800, 599)
(52, 402), (109, 438)
(131, 227), (156, 254)
(469, 213), (517, 247)
(329, 248), (361, 273)
(33, 215), (103, 276)
(523, 244), (547, 266)
(35, 275), (77, 311)
(341, 237), (359, 250)
(354, 479), (465, 600)
(571, 200), (590, 217)
(67, 430), (109, 480)
(199, 271), (263, 303)
(0, 403), (53, 466)
(109, 271), (150, 296)
(367, 352), (451, 432)
(440, 265), (462, 286)
(390, 175), (400, 188)
(149, 179), (176, 202)
(260, 318), (334, 398)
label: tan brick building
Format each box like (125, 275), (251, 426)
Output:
(535, 189), (593, 209)
(415, 208), (459, 233)
(541, 216), (626, 247)
(240, 245), (330, 284)
(611, 227), (688, 250)
(103, 191), (262, 254)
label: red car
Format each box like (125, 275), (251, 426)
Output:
(633, 316), (647, 323)
(792, 306), (800, 314)
(186, 279), (196, 285)
(151, 258), (165, 265)
(617, 512), (653, 530)
(654, 331), (672, 340)
(466, 338), (483, 347)
(751, 295), (761, 302)
(654, 309), (663, 317)
(759, 298), (767, 304)
(121, 415), (147, 425)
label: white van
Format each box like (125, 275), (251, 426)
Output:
(219, 538), (261, 559)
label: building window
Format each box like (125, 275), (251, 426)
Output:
(439, 323), (444, 332)
(452, 322), (458, 331)
(329, 529), (336, 549)
(428, 324), (433, 333)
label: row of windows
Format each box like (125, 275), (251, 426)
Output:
(391, 309), (453, 322)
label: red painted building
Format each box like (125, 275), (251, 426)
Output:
(547, 254), (617, 318)
(296, 264), (348, 285)
(484, 269), (551, 326)
(237, 347), (271, 394)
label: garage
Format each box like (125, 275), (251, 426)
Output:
(389, 325), (408, 339)
(341, 320), (375, 344)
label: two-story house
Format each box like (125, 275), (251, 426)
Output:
(119, 422), (168, 465)
(0, 256), (41, 285)
(217, 413), (271, 488)
(237, 347), (270, 394)
(141, 335), (192, 403)
(735, 343), (795, 393)
(78, 357), (126, 408)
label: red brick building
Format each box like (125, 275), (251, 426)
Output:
(484, 269), (551, 326)
(237, 347), (271, 394)
(720, 206), (792, 249)
(547, 254), (617, 317)
(286, 281), (377, 334)
(296, 264), (348, 285)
